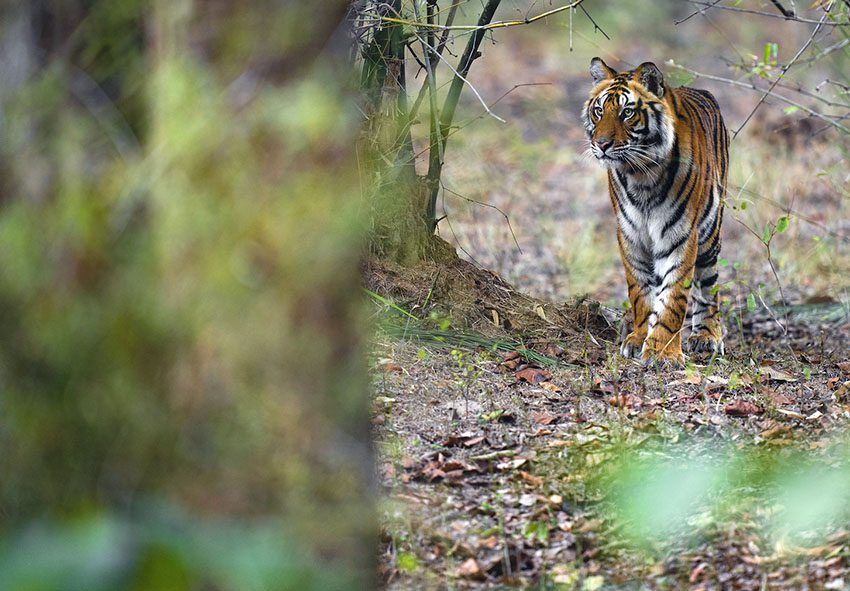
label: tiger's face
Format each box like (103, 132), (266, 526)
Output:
(581, 58), (675, 171)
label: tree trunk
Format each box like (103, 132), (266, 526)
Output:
(149, 0), (376, 585)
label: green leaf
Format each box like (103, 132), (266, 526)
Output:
(718, 258), (729, 267)
(777, 215), (789, 233)
(763, 43), (771, 65)
(747, 292), (757, 312)
(397, 552), (419, 573)
(523, 521), (550, 544)
(762, 222), (773, 244)
(784, 105), (799, 115)
(364, 288), (417, 319)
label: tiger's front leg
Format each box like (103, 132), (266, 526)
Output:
(642, 233), (698, 367)
(621, 269), (652, 359)
(617, 232), (654, 359)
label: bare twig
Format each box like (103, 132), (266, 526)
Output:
(579, 3), (611, 39)
(441, 183), (523, 254)
(728, 182), (850, 244)
(685, 0), (848, 25)
(719, 56), (850, 108)
(796, 37), (850, 66)
(770, 0), (795, 18)
(668, 61), (850, 135)
(734, 4), (833, 138)
(731, 215), (789, 333)
(371, 0), (587, 32)
(410, 83), (553, 163)
(412, 30), (506, 124)
(675, 0), (723, 25)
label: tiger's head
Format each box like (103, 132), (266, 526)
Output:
(581, 58), (675, 171)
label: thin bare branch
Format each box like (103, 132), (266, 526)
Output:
(411, 29), (506, 123)
(770, 0), (795, 18)
(441, 183), (523, 254)
(675, 0), (723, 25)
(371, 0), (587, 32)
(685, 0), (848, 25)
(733, 4), (833, 138)
(668, 61), (850, 135)
(579, 3), (611, 39)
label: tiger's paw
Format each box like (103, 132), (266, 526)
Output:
(640, 341), (685, 370)
(640, 352), (685, 370)
(685, 333), (724, 358)
(620, 332), (645, 359)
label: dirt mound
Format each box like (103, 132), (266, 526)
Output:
(362, 237), (619, 344)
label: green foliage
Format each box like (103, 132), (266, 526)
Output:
(0, 2), (372, 588)
(601, 441), (850, 553)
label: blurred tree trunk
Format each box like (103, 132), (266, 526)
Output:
(0, 3), (37, 205)
(150, 0), (375, 586)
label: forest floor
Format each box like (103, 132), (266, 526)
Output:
(369, 254), (850, 590)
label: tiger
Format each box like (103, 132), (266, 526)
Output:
(581, 58), (728, 366)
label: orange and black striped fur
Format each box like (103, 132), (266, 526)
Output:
(581, 58), (728, 365)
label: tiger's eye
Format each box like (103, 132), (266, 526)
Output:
(594, 106), (603, 118)
(622, 107), (634, 118)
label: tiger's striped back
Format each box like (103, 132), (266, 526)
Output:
(581, 58), (728, 365)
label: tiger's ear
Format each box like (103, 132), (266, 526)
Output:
(635, 62), (665, 98)
(589, 57), (616, 84)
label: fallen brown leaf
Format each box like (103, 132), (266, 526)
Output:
(518, 470), (543, 487)
(456, 558), (483, 579)
(442, 460), (469, 472)
(760, 424), (792, 439)
(759, 366), (797, 383)
(725, 400), (763, 416)
(540, 381), (562, 393)
(381, 361), (403, 373)
(478, 536), (499, 549)
(669, 373), (702, 386)
(689, 562), (708, 583)
(533, 413), (557, 425)
(463, 436), (486, 447)
(516, 367), (552, 385)
(543, 343), (565, 357)
(607, 393), (642, 408)
(767, 390), (793, 406)
(834, 381), (850, 400)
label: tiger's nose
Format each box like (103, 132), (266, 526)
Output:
(595, 138), (613, 153)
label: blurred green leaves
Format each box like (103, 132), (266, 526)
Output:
(0, 505), (351, 591)
(601, 441), (850, 556)
(0, 1), (373, 588)
(608, 453), (723, 548)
